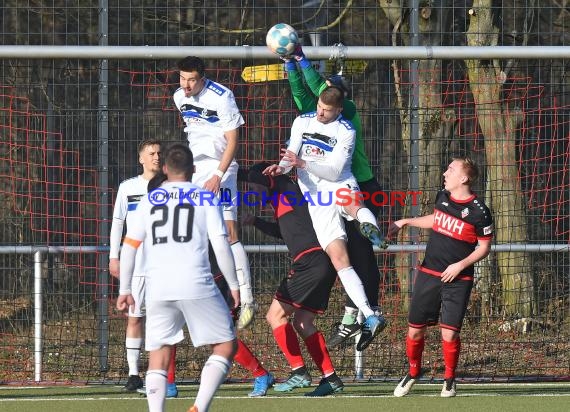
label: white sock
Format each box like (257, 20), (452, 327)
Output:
(145, 370), (167, 412)
(230, 242), (254, 303)
(356, 207), (379, 227)
(195, 355), (231, 412)
(126, 337), (143, 376)
(337, 267), (374, 318)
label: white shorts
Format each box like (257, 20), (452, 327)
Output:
(144, 290), (235, 351)
(127, 275), (146, 318)
(308, 202), (349, 251)
(305, 182), (359, 250)
(192, 159), (238, 221)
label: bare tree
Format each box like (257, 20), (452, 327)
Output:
(465, 0), (533, 317)
(378, 0), (456, 305)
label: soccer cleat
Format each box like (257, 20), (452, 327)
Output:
(273, 371), (312, 392)
(236, 302), (257, 330)
(166, 382), (178, 398)
(441, 378), (457, 397)
(187, 406), (198, 412)
(327, 322), (362, 347)
(248, 372), (275, 397)
(393, 373), (418, 397)
(123, 375), (143, 392)
(359, 222), (389, 249)
(356, 313), (387, 351)
(304, 377), (344, 397)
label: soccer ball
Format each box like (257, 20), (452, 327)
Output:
(266, 23), (299, 56)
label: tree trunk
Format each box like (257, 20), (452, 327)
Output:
(379, 0), (454, 307)
(465, 0), (533, 316)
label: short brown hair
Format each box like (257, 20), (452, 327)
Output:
(454, 156), (479, 186)
(164, 143), (194, 178)
(138, 139), (162, 154)
(319, 86), (344, 108)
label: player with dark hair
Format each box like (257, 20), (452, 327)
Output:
(281, 45), (386, 348)
(264, 87), (387, 352)
(241, 162), (344, 396)
(117, 143), (240, 412)
(109, 139), (177, 397)
(173, 55), (256, 330)
(390, 156), (494, 398)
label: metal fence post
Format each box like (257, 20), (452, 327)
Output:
(33, 249), (45, 382)
(97, 0), (110, 373)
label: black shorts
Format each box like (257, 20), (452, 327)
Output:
(408, 269), (473, 332)
(275, 249), (337, 314)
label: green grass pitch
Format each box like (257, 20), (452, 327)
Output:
(1, 382), (570, 412)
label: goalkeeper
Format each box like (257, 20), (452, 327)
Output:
(281, 45), (386, 348)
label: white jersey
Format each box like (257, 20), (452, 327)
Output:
(126, 181), (229, 301)
(110, 175), (149, 275)
(286, 112), (357, 194)
(173, 79), (244, 163)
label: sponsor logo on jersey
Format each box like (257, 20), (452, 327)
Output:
(433, 210), (466, 236)
(303, 144), (326, 157)
(461, 207), (470, 218)
(483, 224), (494, 235)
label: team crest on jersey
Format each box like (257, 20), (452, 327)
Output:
(442, 201), (449, 206)
(461, 207), (470, 218)
(328, 137), (337, 146)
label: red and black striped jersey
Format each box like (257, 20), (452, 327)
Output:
(421, 190), (494, 278)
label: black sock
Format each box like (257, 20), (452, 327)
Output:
(293, 366), (307, 376)
(327, 372), (342, 383)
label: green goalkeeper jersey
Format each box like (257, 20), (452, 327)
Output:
(286, 59), (374, 183)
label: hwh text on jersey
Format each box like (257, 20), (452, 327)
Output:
(433, 210), (465, 236)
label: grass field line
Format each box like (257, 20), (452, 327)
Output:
(2, 382), (570, 391)
(2, 393), (570, 402)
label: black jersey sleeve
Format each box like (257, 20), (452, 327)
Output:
(253, 217), (282, 239)
(475, 202), (494, 239)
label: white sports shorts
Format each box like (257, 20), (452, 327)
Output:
(144, 289), (235, 351)
(305, 182), (359, 251)
(127, 275), (146, 318)
(192, 159), (239, 221)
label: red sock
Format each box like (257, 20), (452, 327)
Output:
(234, 339), (267, 378)
(442, 337), (461, 379)
(304, 332), (335, 376)
(272, 323), (305, 370)
(406, 335), (424, 378)
(167, 345), (176, 384)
